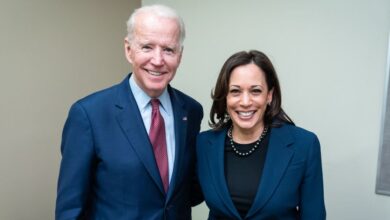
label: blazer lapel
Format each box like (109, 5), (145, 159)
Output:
(207, 129), (242, 219)
(115, 75), (165, 194)
(166, 88), (188, 201)
(246, 125), (295, 218)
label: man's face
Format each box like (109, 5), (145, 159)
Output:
(125, 13), (182, 98)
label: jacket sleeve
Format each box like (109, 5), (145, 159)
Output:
(55, 102), (95, 220)
(299, 134), (326, 219)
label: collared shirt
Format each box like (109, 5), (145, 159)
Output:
(129, 75), (175, 183)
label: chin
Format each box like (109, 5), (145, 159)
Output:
(235, 119), (263, 130)
(234, 123), (256, 130)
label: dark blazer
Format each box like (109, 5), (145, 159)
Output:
(196, 123), (326, 220)
(56, 75), (203, 220)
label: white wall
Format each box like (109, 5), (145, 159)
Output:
(0, 0), (140, 219)
(143, 0), (390, 219)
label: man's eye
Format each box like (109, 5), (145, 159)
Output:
(163, 48), (174, 54)
(141, 45), (152, 51)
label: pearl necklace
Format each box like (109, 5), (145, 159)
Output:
(228, 126), (268, 157)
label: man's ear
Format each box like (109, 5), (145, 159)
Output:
(124, 37), (133, 64)
(178, 46), (184, 64)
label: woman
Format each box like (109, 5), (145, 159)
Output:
(196, 50), (326, 219)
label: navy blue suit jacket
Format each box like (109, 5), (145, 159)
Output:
(196, 123), (326, 220)
(56, 75), (203, 220)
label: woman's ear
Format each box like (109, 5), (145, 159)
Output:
(267, 88), (274, 105)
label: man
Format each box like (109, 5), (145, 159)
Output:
(55, 4), (203, 220)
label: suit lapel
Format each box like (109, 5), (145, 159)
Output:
(246, 124), (295, 218)
(207, 129), (242, 219)
(166, 88), (188, 200)
(115, 75), (165, 195)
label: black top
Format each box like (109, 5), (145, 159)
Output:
(224, 129), (270, 219)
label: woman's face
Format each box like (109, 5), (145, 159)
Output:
(226, 63), (273, 134)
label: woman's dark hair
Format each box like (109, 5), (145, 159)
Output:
(209, 50), (294, 130)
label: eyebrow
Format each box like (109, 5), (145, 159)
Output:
(229, 85), (263, 88)
(136, 40), (179, 49)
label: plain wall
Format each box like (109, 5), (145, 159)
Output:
(141, 0), (390, 219)
(0, 0), (140, 219)
(2, 0), (390, 219)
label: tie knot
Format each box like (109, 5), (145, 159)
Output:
(150, 99), (160, 111)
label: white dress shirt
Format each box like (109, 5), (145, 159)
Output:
(129, 75), (175, 183)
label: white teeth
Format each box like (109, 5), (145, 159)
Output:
(149, 71), (162, 76)
(238, 111), (254, 116)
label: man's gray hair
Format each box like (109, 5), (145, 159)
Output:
(126, 4), (185, 48)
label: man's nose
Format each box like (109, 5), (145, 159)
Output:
(151, 49), (164, 66)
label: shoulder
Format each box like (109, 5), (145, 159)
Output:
(275, 124), (321, 158)
(198, 129), (217, 138)
(272, 123), (321, 153)
(271, 125), (321, 161)
(169, 87), (202, 110)
(169, 87), (203, 122)
(196, 129), (220, 152)
(277, 123), (318, 141)
(78, 83), (119, 106)
(197, 128), (225, 144)
(67, 81), (124, 118)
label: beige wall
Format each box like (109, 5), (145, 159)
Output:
(142, 0), (390, 219)
(2, 0), (390, 219)
(0, 0), (141, 219)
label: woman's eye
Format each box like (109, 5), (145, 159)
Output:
(229, 89), (240, 95)
(252, 89), (262, 94)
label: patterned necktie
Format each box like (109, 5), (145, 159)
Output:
(149, 99), (169, 192)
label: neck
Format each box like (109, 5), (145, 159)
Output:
(231, 125), (265, 144)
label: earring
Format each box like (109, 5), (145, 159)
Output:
(224, 113), (230, 121)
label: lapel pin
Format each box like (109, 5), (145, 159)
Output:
(182, 116), (187, 121)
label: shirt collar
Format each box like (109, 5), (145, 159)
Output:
(129, 74), (171, 115)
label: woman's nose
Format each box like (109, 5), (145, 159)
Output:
(240, 92), (252, 106)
